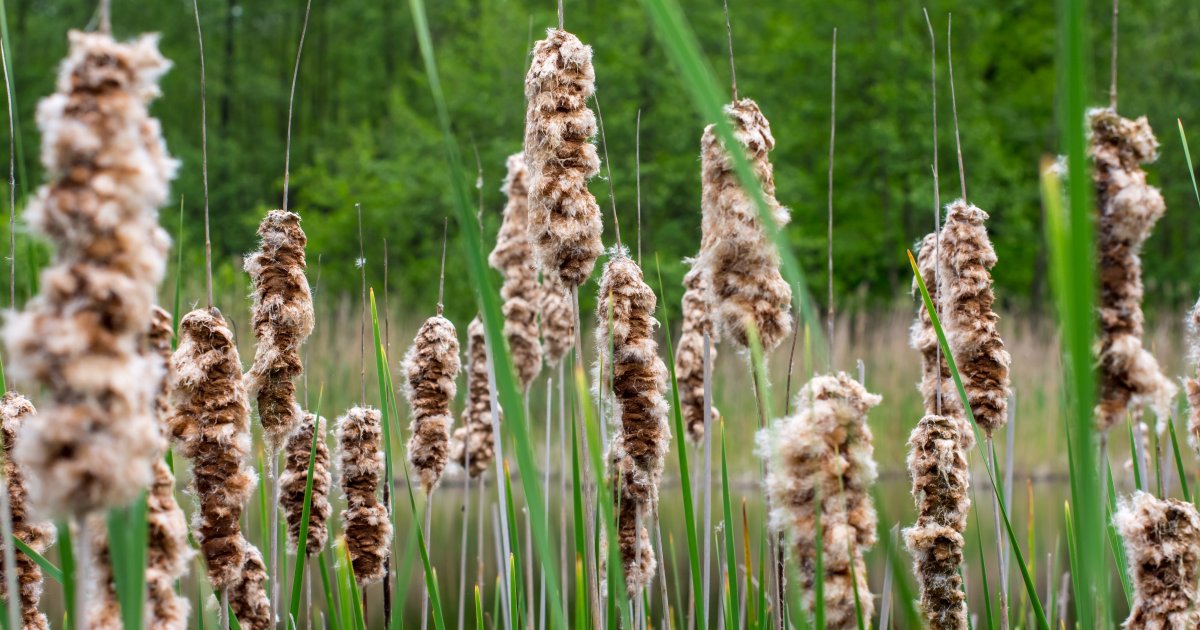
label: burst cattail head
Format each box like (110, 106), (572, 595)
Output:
(7, 30), (177, 517)
(911, 233), (959, 418)
(1186, 295), (1200, 451)
(675, 263), (720, 443)
(280, 412), (331, 553)
(450, 317), (497, 478)
(698, 98), (792, 351)
(540, 272), (576, 366)
(524, 28), (604, 287)
(759, 372), (881, 628)
(228, 542), (271, 630)
(1114, 491), (1200, 629)
(168, 308), (256, 590)
(403, 315), (461, 494)
(86, 514), (122, 630)
(490, 153), (543, 390)
(1, 393), (54, 630)
(903, 414), (973, 630)
(336, 406), (392, 585)
(938, 201), (1011, 435)
(245, 209), (314, 448)
(1089, 108), (1176, 431)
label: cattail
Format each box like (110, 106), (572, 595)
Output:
(279, 412), (331, 553)
(336, 406), (391, 585)
(490, 153), (543, 390)
(86, 514), (121, 630)
(1113, 490), (1200, 628)
(938, 201), (1011, 435)
(540, 272), (576, 366)
(244, 209), (314, 447)
(6, 30), (177, 518)
(675, 263), (720, 443)
(595, 252), (670, 593)
(228, 542), (271, 630)
(911, 232), (959, 418)
(168, 308), (257, 591)
(1186, 296), (1200, 450)
(450, 317), (497, 478)
(523, 28), (604, 287)
(403, 316), (461, 494)
(1089, 108), (1176, 431)
(1, 393), (53, 630)
(697, 98), (792, 351)
(904, 414), (973, 630)
(759, 372), (881, 628)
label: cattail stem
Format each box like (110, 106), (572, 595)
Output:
(281, 0), (312, 212)
(557, 363), (569, 619)
(97, 0), (110, 34)
(192, 0), (213, 308)
(220, 589), (229, 630)
(0, 481), (17, 630)
(357, 203), (367, 404)
(722, 0), (737, 101)
(75, 516), (90, 630)
(1110, 0), (1119, 110)
(571, 286), (602, 623)
(948, 15), (966, 202)
(438, 218), (448, 316)
(456, 471), (469, 630)
(269, 454), (280, 625)
(826, 27), (836, 370)
(635, 109), (642, 265)
(988, 436), (1009, 630)
(593, 94), (621, 248)
(1, 28), (14, 312)
(539, 378), (553, 630)
(701, 332), (714, 624)
(420, 498), (433, 630)
(482, 335), (514, 622)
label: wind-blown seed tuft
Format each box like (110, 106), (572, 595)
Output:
(0, 393), (53, 630)
(1114, 491), (1200, 629)
(675, 263), (720, 443)
(244, 209), (314, 448)
(450, 317), (498, 478)
(6, 30), (177, 517)
(490, 154), (543, 390)
(403, 316), (461, 494)
(523, 28), (604, 287)
(540, 273), (576, 366)
(911, 233), (959, 418)
(228, 543), (271, 630)
(336, 406), (392, 585)
(1089, 108), (1176, 432)
(697, 99), (792, 351)
(279, 412), (331, 553)
(759, 372), (881, 628)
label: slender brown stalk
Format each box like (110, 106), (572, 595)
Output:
(1114, 491), (1200, 627)
(336, 406), (391, 585)
(490, 154), (542, 391)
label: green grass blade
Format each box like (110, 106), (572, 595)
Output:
(400, 460), (447, 630)
(107, 491), (150, 629)
(1178, 119), (1200, 210)
(972, 489), (996, 630)
(317, 549), (340, 630)
(288, 388), (324, 625)
(11, 535), (62, 583)
(367, 288), (402, 626)
(1127, 420), (1144, 492)
(475, 584), (484, 630)
(569, 408), (587, 630)
(58, 519), (74, 628)
(1105, 458), (1133, 606)
(719, 421), (738, 627)
(1168, 413), (1192, 503)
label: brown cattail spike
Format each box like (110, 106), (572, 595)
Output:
(904, 414), (973, 630)
(450, 317), (497, 478)
(911, 233), (959, 418)
(698, 99), (793, 351)
(280, 412), (331, 553)
(245, 209), (315, 448)
(1114, 491), (1200, 628)
(403, 316), (461, 495)
(1089, 108), (1176, 431)
(675, 263), (720, 443)
(228, 542), (271, 630)
(937, 201), (1011, 434)
(490, 154), (543, 391)
(760, 373), (881, 628)
(540, 272), (576, 366)
(524, 29), (603, 287)
(1186, 296), (1200, 451)
(595, 252), (670, 594)
(1, 393), (53, 630)
(168, 308), (257, 590)
(336, 406), (392, 585)
(6, 30), (177, 517)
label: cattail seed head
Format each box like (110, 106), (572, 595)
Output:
(168, 308), (256, 590)
(1186, 296), (1200, 451)
(1090, 108), (1176, 432)
(490, 154), (543, 390)
(280, 412), (331, 553)
(1114, 491), (1200, 629)
(759, 372), (881, 628)
(1, 393), (53, 630)
(336, 406), (392, 586)
(938, 201), (1011, 435)
(524, 28), (604, 287)
(403, 315), (461, 494)
(911, 232), (959, 418)
(244, 209), (314, 448)
(540, 272), (576, 366)
(228, 542), (271, 630)
(6, 31), (177, 518)
(675, 263), (720, 443)
(450, 317), (497, 478)
(698, 99), (793, 351)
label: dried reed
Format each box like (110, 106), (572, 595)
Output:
(450, 317), (496, 478)
(403, 316), (461, 494)
(280, 412), (331, 553)
(0, 393), (52, 630)
(1114, 491), (1200, 628)
(336, 406), (391, 585)
(675, 263), (720, 443)
(490, 154), (542, 390)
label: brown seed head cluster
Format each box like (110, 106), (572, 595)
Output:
(540, 272), (576, 366)
(675, 263), (720, 443)
(228, 544), (271, 630)
(523, 28), (604, 287)
(490, 154), (543, 390)
(336, 406), (392, 586)
(697, 99), (793, 351)
(6, 31), (177, 517)
(938, 200), (1011, 435)
(86, 514), (122, 630)
(911, 233), (959, 418)
(280, 412), (332, 553)
(1, 393), (54, 630)
(168, 308), (257, 590)
(760, 372), (881, 628)
(595, 253), (671, 594)
(1113, 491), (1200, 629)
(904, 414), (974, 630)
(1187, 296), (1200, 450)
(450, 317), (498, 478)
(244, 209), (315, 448)
(403, 316), (461, 494)
(1089, 108), (1176, 432)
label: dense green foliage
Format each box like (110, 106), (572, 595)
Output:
(4, 0), (1200, 319)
